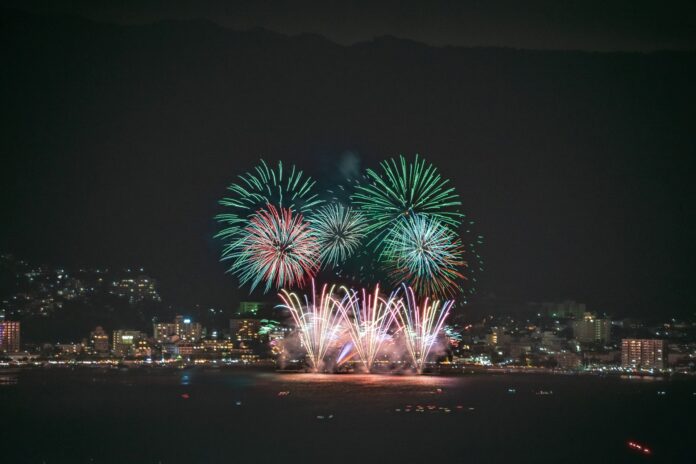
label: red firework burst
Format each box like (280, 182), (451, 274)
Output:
(229, 204), (320, 292)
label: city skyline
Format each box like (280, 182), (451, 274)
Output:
(3, 252), (693, 366)
(7, 252), (688, 346)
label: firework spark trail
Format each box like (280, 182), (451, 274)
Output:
(215, 156), (483, 297)
(226, 205), (319, 292)
(310, 204), (368, 268)
(338, 285), (399, 372)
(392, 285), (454, 373)
(351, 154), (463, 243)
(216, 160), (323, 241)
(278, 282), (345, 372)
(382, 214), (465, 298)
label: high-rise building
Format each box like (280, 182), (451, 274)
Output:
(621, 339), (665, 370)
(0, 321), (20, 352)
(572, 313), (611, 344)
(112, 330), (146, 356)
(230, 319), (262, 341)
(90, 326), (110, 353)
(153, 322), (177, 343)
(174, 316), (202, 342)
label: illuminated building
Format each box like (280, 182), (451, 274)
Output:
(175, 342), (194, 356)
(56, 343), (83, 354)
(133, 339), (152, 358)
(90, 326), (110, 353)
(199, 339), (236, 352)
(112, 330), (146, 356)
(230, 318), (262, 341)
(168, 340), (245, 359)
(174, 315), (202, 341)
(153, 322), (177, 343)
(240, 353), (260, 363)
(621, 339), (665, 370)
(110, 275), (161, 304)
(173, 340), (241, 359)
(485, 329), (499, 346)
(0, 321), (20, 353)
(572, 313), (611, 344)
(237, 301), (264, 315)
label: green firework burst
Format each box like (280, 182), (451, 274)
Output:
(215, 160), (323, 242)
(309, 204), (368, 268)
(351, 154), (462, 244)
(382, 213), (465, 298)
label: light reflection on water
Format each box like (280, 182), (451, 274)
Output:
(0, 374), (18, 385)
(265, 372), (459, 387)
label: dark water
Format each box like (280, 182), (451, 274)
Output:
(1, 369), (694, 463)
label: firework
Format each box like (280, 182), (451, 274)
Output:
(216, 160), (323, 241)
(393, 286), (453, 373)
(338, 285), (399, 372)
(462, 222), (485, 299)
(278, 282), (345, 371)
(351, 154), (462, 242)
(382, 214), (465, 298)
(310, 204), (368, 268)
(225, 205), (320, 292)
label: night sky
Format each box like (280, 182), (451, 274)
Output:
(1, 3), (695, 317)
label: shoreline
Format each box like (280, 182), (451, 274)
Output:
(1, 362), (692, 380)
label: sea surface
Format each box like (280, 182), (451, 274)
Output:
(1, 368), (694, 463)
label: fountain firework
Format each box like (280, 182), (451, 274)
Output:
(279, 280), (453, 374)
(392, 285), (454, 373)
(338, 285), (399, 372)
(278, 282), (345, 372)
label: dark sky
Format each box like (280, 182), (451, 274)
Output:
(3, 0), (696, 51)
(1, 6), (695, 318)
